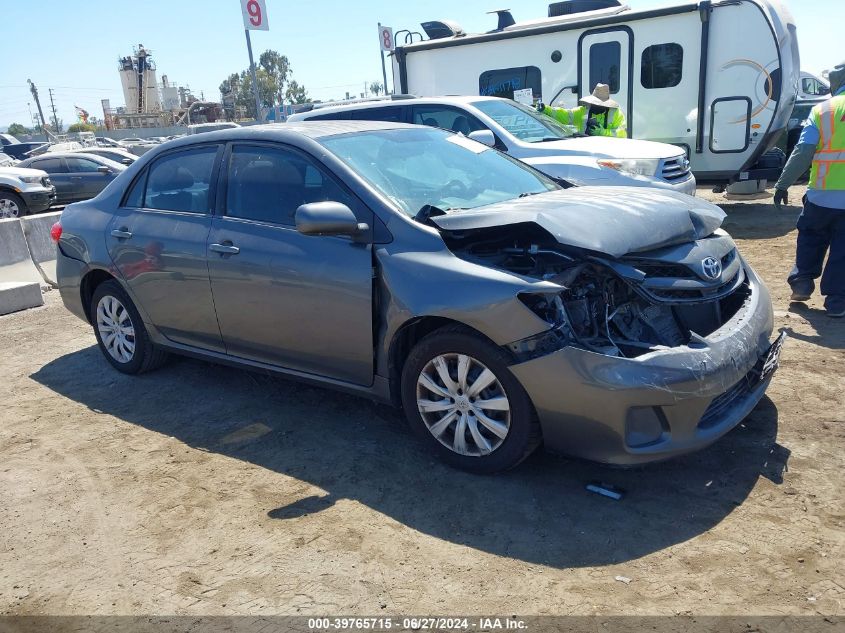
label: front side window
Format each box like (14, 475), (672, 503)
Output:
(641, 43), (683, 89)
(66, 157), (103, 173)
(225, 145), (355, 226)
(472, 99), (576, 142)
(321, 127), (557, 217)
(589, 42), (621, 93)
(411, 106), (485, 135)
(479, 66), (542, 100)
(143, 146), (218, 213)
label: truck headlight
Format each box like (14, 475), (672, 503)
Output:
(597, 158), (660, 177)
(19, 175), (44, 184)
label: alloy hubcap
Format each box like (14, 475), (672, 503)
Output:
(0, 198), (20, 218)
(96, 295), (135, 363)
(416, 353), (511, 457)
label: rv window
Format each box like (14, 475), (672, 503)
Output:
(589, 42), (621, 94)
(479, 67), (542, 100)
(641, 43), (683, 89)
(412, 107), (485, 135)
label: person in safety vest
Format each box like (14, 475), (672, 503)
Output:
(535, 83), (627, 138)
(774, 60), (845, 317)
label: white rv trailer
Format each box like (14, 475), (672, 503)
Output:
(392, 0), (800, 185)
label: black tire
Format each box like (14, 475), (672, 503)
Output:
(0, 191), (28, 218)
(400, 325), (541, 474)
(90, 279), (168, 374)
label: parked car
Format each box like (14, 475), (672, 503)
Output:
(0, 133), (48, 160)
(72, 147), (137, 165)
(18, 152), (124, 205)
(0, 152), (17, 167)
(0, 165), (55, 217)
(96, 137), (123, 148)
(53, 122), (781, 473)
(288, 96), (696, 195)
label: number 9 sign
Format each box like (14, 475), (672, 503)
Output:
(241, 0), (269, 31)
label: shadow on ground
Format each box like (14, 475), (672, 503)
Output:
(720, 201), (799, 240)
(32, 347), (785, 568)
(783, 303), (845, 350)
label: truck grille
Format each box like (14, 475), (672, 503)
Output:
(661, 156), (691, 182)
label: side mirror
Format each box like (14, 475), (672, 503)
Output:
(467, 129), (496, 147)
(97, 165), (111, 174)
(295, 201), (368, 237)
(121, 158), (133, 165)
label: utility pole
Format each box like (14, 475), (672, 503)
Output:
(244, 29), (262, 120)
(27, 79), (48, 134)
(48, 88), (61, 134)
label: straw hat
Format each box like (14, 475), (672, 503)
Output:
(579, 83), (620, 109)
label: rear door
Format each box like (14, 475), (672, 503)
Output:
(579, 28), (632, 134)
(207, 142), (374, 385)
(28, 157), (73, 203)
(107, 144), (225, 352)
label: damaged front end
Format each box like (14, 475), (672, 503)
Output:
(439, 220), (779, 464)
(440, 221), (751, 360)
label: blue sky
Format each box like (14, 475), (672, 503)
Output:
(0, 0), (837, 130)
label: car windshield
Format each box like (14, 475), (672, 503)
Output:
(320, 127), (558, 216)
(472, 99), (578, 143)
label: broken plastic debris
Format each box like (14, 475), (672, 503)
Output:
(586, 483), (624, 500)
(614, 575), (632, 584)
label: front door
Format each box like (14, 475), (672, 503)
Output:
(207, 142), (374, 386)
(579, 28), (632, 135)
(64, 156), (115, 200)
(107, 144), (224, 352)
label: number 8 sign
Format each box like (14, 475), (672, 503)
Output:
(241, 0), (269, 31)
(379, 25), (394, 52)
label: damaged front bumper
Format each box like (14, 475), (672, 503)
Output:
(509, 265), (779, 465)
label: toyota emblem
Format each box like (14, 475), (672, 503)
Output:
(701, 256), (722, 280)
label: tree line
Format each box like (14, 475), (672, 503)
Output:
(219, 49), (309, 119)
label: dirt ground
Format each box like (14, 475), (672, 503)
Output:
(0, 185), (842, 617)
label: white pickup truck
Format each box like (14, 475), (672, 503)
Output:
(289, 95), (696, 196)
(0, 166), (56, 218)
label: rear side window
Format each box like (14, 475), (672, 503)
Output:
(479, 66), (542, 100)
(589, 42), (621, 93)
(411, 106), (485, 135)
(144, 146), (218, 213)
(641, 43), (683, 89)
(30, 158), (64, 173)
(225, 144), (356, 226)
(347, 106), (405, 122)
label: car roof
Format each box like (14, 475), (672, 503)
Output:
(289, 95), (500, 120)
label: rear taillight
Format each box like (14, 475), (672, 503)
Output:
(50, 221), (62, 242)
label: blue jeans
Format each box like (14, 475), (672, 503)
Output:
(788, 197), (845, 309)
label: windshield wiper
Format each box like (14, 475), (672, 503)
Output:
(519, 191), (541, 198)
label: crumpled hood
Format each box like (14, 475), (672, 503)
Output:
(528, 135), (684, 159)
(431, 186), (726, 258)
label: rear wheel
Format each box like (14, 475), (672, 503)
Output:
(90, 280), (168, 374)
(0, 191), (27, 218)
(401, 325), (541, 473)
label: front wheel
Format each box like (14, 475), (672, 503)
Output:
(401, 325), (541, 473)
(0, 191), (27, 218)
(91, 280), (168, 374)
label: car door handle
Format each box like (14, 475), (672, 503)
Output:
(209, 242), (240, 255)
(110, 229), (133, 239)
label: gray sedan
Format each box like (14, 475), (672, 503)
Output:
(18, 152), (125, 204)
(51, 122), (782, 472)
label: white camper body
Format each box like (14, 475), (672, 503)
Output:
(392, 0), (800, 184)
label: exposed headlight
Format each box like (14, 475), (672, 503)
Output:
(19, 175), (44, 184)
(597, 158), (660, 177)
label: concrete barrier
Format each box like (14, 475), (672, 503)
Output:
(0, 281), (43, 315)
(0, 217), (43, 286)
(22, 211), (62, 289)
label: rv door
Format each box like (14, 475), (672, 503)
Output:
(578, 28), (632, 134)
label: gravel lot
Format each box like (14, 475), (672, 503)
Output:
(1, 186), (842, 616)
